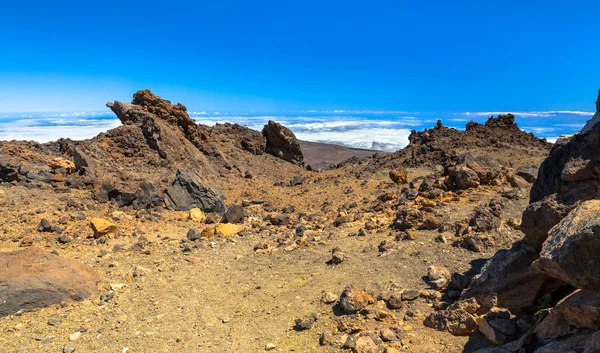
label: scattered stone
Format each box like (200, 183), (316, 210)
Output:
(270, 214), (290, 226)
(354, 336), (380, 353)
(90, 218), (119, 238)
(290, 175), (303, 186)
(69, 331), (81, 341)
(57, 236), (72, 244)
(186, 229), (201, 241)
(330, 247), (345, 265)
(265, 343), (276, 351)
(389, 168), (408, 185)
(189, 208), (206, 223)
(48, 317), (61, 326)
(63, 346), (76, 353)
(49, 157), (76, 174)
(380, 328), (398, 342)
(320, 330), (333, 345)
(424, 308), (479, 335)
(340, 284), (374, 314)
(322, 292), (338, 304)
(262, 120), (304, 165)
(215, 223), (245, 237)
(427, 265), (451, 290)
(294, 314), (316, 331)
(37, 218), (52, 232)
(222, 205), (244, 224)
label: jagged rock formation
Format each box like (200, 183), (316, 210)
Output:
(262, 120), (304, 165)
(398, 116), (551, 169)
(0, 90), (306, 214)
(427, 90), (600, 352)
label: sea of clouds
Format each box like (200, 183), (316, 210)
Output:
(0, 110), (593, 151)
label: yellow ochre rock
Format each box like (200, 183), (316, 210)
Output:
(189, 208), (207, 223)
(90, 218), (119, 238)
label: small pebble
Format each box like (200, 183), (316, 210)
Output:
(265, 343), (276, 350)
(69, 331), (81, 341)
(63, 346), (76, 353)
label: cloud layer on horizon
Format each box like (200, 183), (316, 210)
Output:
(0, 110), (590, 151)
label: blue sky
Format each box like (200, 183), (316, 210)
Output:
(1, 1), (599, 112)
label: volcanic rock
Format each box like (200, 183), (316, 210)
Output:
(389, 168), (408, 185)
(0, 157), (22, 182)
(462, 241), (563, 310)
(427, 265), (451, 290)
(270, 214), (290, 226)
(339, 284), (374, 314)
(164, 169), (226, 214)
(424, 308), (479, 336)
(533, 200), (600, 290)
(222, 205), (244, 224)
(0, 247), (99, 317)
(90, 218), (119, 238)
(521, 195), (574, 251)
(262, 120), (304, 165)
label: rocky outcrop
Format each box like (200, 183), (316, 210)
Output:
(0, 247), (99, 317)
(387, 116), (551, 169)
(462, 241), (563, 310)
(433, 90), (600, 352)
(262, 120), (304, 165)
(533, 200), (600, 290)
(0, 157), (23, 182)
(164, 169), (226, 214)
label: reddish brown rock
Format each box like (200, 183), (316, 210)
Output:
(556, 290), (600, 330)
(535, 310), (571, 342)
(0, 247), (99, 317)
(533, 200), (600, 290)
(463, 242), (564, 310)
(521, 195), (574, 251)
(424, 308), (479, 336)
(389, 168), (408, 185)
(262, 120), (304, 165)
(339, 284), (374, 314)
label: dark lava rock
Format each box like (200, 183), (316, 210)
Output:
(37, 219), (52, 232)
(270, 214), (290, 226)
(290, 175), (303, 186)
(57, 236), (72, 244)
(330, 247), (345, 265)
(222, 205), (244, 224)
(262, 120), (304, 165)
(533, 200), (600, 290)
(186, 228), (201, 241)
(164, 169), (226, 214)
(294, 314), (317, 331)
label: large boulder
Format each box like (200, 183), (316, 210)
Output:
(521, 195), (574, 251)
(0, 157), (23, 182)
(0, 247), (99, 317)
(262, 120), (304, 165)
(164, 169), (226, 214)
(533, 200), (600, 290)
(462, 241), (564, 310)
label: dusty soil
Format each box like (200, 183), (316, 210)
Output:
(0, 163), (534, 353)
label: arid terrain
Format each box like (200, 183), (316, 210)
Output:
(1, 90), (599, 353)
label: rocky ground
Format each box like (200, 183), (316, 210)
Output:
(2, 89), (593, 353)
